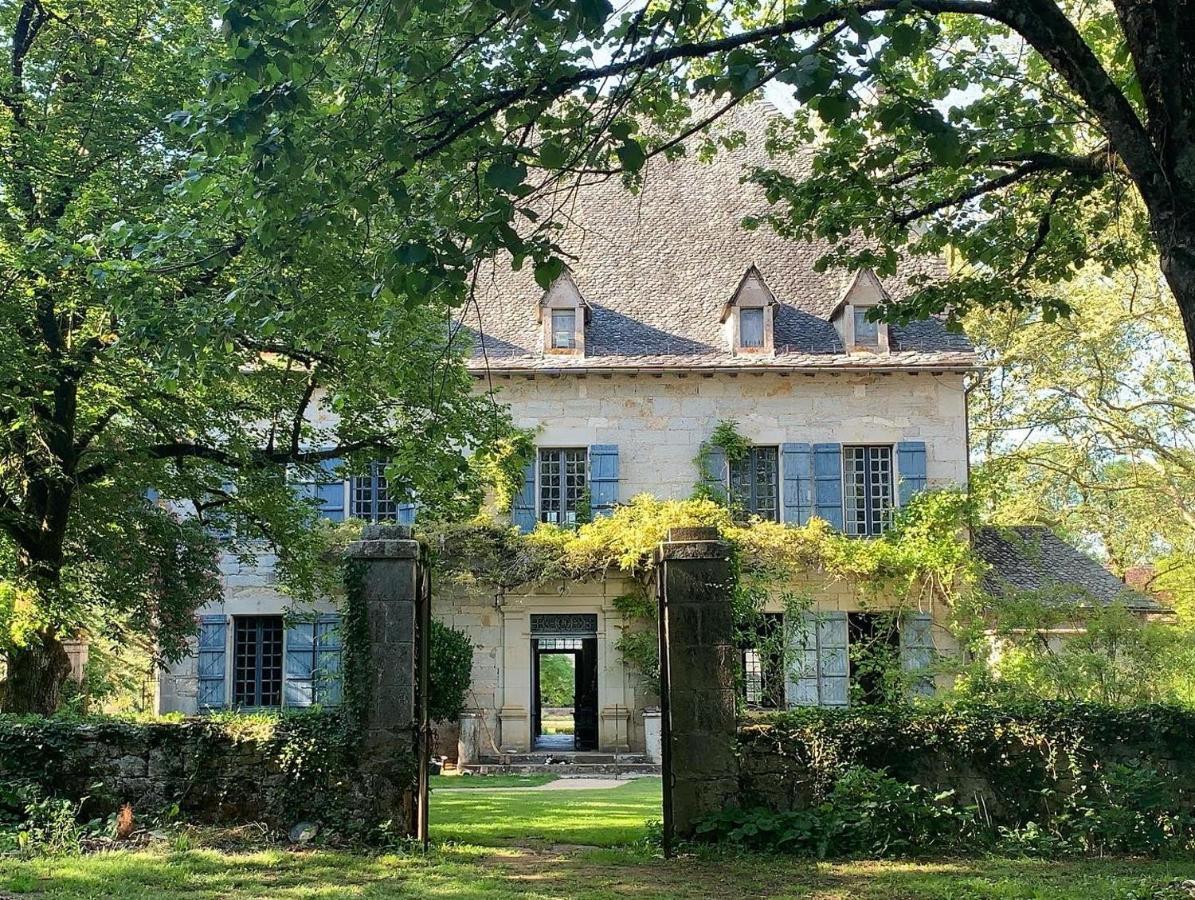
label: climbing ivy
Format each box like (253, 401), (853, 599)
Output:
(340, 558), (372, 727)
(472, 428), (537, 514)
(692, 419), (752, 505)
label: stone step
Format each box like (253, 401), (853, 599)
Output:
(454, 762), (660, 777)
(480, 752), (650, 765)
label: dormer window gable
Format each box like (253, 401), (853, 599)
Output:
(538, 271), (589, 355)
(722, 266), (777, 355)
(831, 269), (892, 354)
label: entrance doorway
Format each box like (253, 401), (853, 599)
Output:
(530, 633), (598, 752)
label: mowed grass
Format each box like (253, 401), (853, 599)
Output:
(431, 774), (557, 790)
(6, 844), (1195, 899)
(430, 776), (662, 847)
(4, 778), (1195, 898)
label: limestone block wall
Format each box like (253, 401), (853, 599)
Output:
(484, 370), (968, 499)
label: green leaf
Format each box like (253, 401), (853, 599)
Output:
(485, 161), (527, 191)
(616, 139), (646, 174)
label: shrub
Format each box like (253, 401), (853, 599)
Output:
(429, 620), (474, 723)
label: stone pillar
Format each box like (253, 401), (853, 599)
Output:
(656, 526), (738, 842)
(457, 711), (483, 767)
(345, 524), (421, 828)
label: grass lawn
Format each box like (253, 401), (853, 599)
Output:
(4, 777), (1195, 898)
(431, 774), (558, 790)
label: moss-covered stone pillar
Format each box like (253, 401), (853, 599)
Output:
(345, 523), (421, 830)
(656, 526), (738, 846)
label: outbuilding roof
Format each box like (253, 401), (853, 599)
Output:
(461, 102), (976, 374)
(972, 526), (1164, 611)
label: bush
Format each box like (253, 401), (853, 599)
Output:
(727, 702), (1195, 857)
(429, 620), (473, 723)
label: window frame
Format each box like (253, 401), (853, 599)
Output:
(232, 615), (284, 708)
(350, 460), (400, 523)
(550, 308), (577, 350)
(537, 447), (588, 526)
(739, 306), (766, 349)
(852, 306), (881, 348)
(727, 445), (780, 522)
(842, 444), (895, 537)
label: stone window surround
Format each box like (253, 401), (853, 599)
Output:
(721, 266), (776, 355)
(539, 273), (590, 356)
(537, 446), (588, 525)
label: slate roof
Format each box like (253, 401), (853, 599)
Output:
(972, 526), (1163, 611)
(462, 101), (977, 374)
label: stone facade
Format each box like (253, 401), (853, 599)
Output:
(490, 370), (968, 499)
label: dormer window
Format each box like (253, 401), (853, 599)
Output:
(740, 308), (765, 349)
(551, 309), (577, 349)
(539, 270), (588, 356)
(722, 266), (777, 355)
(832, 269), (891, 354)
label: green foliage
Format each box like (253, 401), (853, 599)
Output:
(692, 419), (751, 505)
(472, 429), (537, 515)
(537, 654), (575, 708)
(428, 620), (474, 723)
(340, 559), (371, 726)
(725, 703), (1195, 857)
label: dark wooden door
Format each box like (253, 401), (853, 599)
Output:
(574, 638), (599, 751)
(530, 639), (542, 741)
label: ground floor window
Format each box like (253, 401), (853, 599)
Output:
(847, 612), (901, 705)
(739, 612), (784, 708)
(233, 615), (283, 707)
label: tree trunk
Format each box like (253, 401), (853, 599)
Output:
(1157, 220), (1195, 380)
(3, 629), (72, 715)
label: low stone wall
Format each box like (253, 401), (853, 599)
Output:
(736, 703), (1195, 824)
(0, 714), (415, 831)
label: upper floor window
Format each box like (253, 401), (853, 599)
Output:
(233, 615), (283, 708)
(551, 309), (577, 349)
(740, 308), (765, 349)
(853, 307), (880, 348)
(539, 447), (587, 525)
(729, 446), (779, 522)
(350, 460), (399, 522)
(843, 445), (893, 536)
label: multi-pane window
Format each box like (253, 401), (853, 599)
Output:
(728, 446), (779, 521)
(740, 613), (784, 708)
(539, 448), (587, 525)
(233, 616), (283, 707)
(843, 445), (894, 536)
(853, 307), (880, 347)
(350, 460), (399, 522)
(550, 309), (576, 349)
(740, 307), (765, 348)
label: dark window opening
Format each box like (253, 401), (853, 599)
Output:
(739, 612), (785, 708)
(740, 307), (765, 348)
(729, 446), (779, 522)
(233, 615), (283, 708)
(539, 448), (587, 525)
(843, 445), (894, 536)
(350, 460), (401, 522)
(847, 612), (900, 705)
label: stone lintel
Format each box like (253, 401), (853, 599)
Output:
(656, 526), (730, 563)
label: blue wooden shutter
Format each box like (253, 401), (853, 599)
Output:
(817, 611), (850, 706)
(900, 610), (935, 698)
(511, 458), (537, 533)
(781, 443), (813, 525)
(812, 443), (844, 529)
(197, 615), (227, 709)
(786, 612), (820, 707)
(897, 441), (927, 507)
(396, 502), (417, 525)
(296, 457), (345, 522)
(315, 615), (343, 706)
(284, 619), (316, 707)
(700, 444), (728, 502)
(588, 445), (620, 517)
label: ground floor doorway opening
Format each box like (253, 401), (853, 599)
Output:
(531, 631), (598, 752)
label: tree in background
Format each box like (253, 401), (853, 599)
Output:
(0, 0), (510, 713)
(968, 266), (1194, 583)
(538, 654), (576, 709)
(206, 0), (1195, 373)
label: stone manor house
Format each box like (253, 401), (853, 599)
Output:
(155, 105), (1148, 758)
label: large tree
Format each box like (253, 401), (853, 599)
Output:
(205, 0), (1195, 372)
(0, 0), (510, 713)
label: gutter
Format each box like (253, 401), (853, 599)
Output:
(467, 363), (980, 377)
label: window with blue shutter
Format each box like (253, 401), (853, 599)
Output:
(900, 610), (935, 698)
(588, 445), (619, 517)
(781, 443), (813, 525)
(699, 444), (728, 502)
(897, 441), (928, 507)
(812, 443), (844, 529)
(538, 448), (587, 525)
(843, 445), (895, 536)
(511, 458), (537, 533)
(196, 615), (227, 709)
(350, 460), (414, 523)
(285, 614), (343, 707)
(296, 457), (345, 522)
(785, 611), (849, 707)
